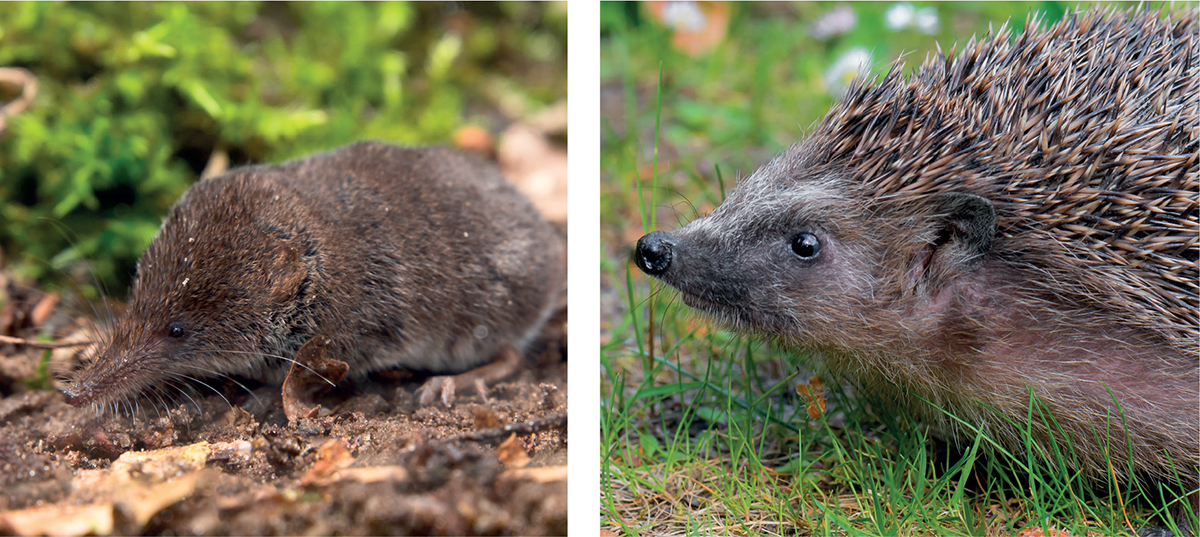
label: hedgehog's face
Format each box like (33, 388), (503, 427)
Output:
(635, 166), (884, 344)
(636, 144), (1001, 353)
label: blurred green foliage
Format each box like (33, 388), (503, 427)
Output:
(0, 1), (565, 297)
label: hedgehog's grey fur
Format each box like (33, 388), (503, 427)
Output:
(636, 6), (1198, 526)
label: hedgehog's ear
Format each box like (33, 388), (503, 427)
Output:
(929, 192), (996, 272)
(908, 192), (996, 293)
(268, 241), (305, 303)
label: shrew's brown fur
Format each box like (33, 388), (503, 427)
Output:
(67, 142), (564, 410)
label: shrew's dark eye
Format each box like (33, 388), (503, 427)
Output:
(791, 233), (821, 259)
(168, 323), (186, 338)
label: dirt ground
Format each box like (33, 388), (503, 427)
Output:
(0, 278), (568, 536)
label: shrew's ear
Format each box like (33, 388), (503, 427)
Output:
(268, 241), (305, 303)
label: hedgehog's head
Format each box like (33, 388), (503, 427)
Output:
(634, 143), (998, 353)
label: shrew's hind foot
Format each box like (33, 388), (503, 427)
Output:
(416, 346), (525, 407)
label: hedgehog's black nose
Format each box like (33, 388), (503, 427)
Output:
(635, 231), (674, 275)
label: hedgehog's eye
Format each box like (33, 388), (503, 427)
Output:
(168, 323), (186, 338)
(791, 233), (820, 259)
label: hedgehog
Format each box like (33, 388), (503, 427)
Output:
(634, 7), (1198, 532)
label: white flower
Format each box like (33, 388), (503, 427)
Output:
(661, 1), (707, 32)
(824, 47), (872, 95)
(885, 3), (916, 30)
(886, 3), (939, 34)
(914, 6), (940, 34)
(810, 5), (857, 41)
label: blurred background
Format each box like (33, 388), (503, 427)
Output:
(0, 1), (566, 299)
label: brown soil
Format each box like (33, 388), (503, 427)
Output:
(0, 282), (567, 536)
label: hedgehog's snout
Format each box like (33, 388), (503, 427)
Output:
(635, 231), (675, 275)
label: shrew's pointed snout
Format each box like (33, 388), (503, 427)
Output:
(635, 231), (675, 275)
(63, 380), (95, 407)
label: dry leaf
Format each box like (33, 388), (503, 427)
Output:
(0, 502), (114, 536)
(1015, 527), (1072, 537)
(299, 438), (354, 487)
(473, 405), (504, 430)
(683, 317), (710, 337)
(208, 439), (254, 464)
(200, 147), (229, 180)
(332, 465), (410, 484)
(453, 124), (495, 155)
(281, 336), (348, 424)
(75, 441), (211, 487)
(30, 292), (58, 327)
(796, 376), (826, 419)
(298, 439), (407, 487)
(497, 433), (531, 468)
(644, 1), (730, 57)
(3, 443), (212, 536)
(0, 67), (38, 134)
(498, 123), (567, 226)
(117, 472), (203, 528)
(499, 465), (567, 483)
